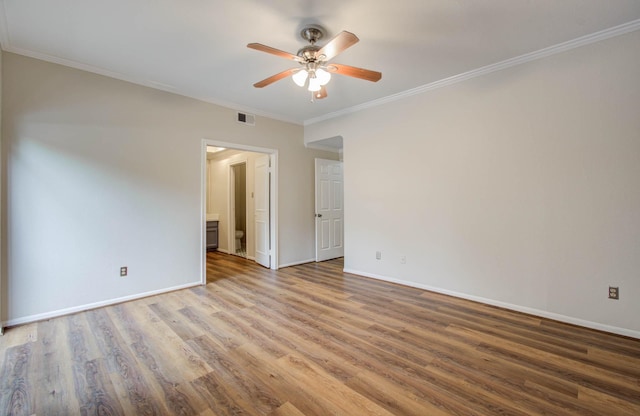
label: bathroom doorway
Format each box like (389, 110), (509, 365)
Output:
(230, 162), (247, 257)
(201, 139), (278, 283)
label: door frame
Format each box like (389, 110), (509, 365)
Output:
(200, 139), (279, 285)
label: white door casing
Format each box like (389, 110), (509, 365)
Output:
(315, 158), (344, 262)
(202, 140), (278, 283)
(254, 154), (270, 268)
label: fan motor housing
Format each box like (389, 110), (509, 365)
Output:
(297, 45), (321, 62)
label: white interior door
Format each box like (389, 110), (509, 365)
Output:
(254, 154), (270, 268)
(315, 158), (344, 262)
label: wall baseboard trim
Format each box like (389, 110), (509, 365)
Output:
(343, 268), (640, 340)
(2, 282), (202, 329)
(279, 258), (315, 268)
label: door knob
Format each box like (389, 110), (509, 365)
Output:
(315, 214), (322, 218)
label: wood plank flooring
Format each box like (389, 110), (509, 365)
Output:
(1, 251), (639, 415)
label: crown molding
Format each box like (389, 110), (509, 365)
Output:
(2, 2), (638, 128)
(0, 1), (300, 124)
(304, 18), (640, 126)
(2, 44), (302, 126)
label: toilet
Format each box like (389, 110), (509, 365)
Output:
(235, 230), (244, 253)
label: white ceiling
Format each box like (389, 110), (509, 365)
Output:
(1, 1), (640, 125)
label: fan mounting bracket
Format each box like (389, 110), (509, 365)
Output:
(300, 26), (324, 45)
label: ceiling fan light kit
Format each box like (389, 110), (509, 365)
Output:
(293, 65), (331, 90)
(248, 25), (381, 100)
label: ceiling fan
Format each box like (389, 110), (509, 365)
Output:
(248, 26), (382, 100)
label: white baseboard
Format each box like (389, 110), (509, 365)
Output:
(343, 268), (640, 340)
(279, 258), (315, 268)
(2, 282), (202, 329)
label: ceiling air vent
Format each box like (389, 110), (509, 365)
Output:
(237, 112), (255, 126)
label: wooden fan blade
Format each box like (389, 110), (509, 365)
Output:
(317, 31), (359, 61)
(328, 63), (382, 82)
(247, 43), (304, 62)
(315, 86), (328, 99)
(253, 68), (298, 88)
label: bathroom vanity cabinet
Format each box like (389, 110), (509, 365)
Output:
(206, 221), (219, 251)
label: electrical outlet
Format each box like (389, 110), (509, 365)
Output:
(376, 251), (381, 260)
(120, 266), (128, 277)
(608, 286), (619, 300)
(400, 256), (406, 264)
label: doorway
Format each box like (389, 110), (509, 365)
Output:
(201, 140), (278, 284)
(230, 162), (247, 257)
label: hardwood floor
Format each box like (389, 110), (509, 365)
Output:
(1, 251), (639, 415)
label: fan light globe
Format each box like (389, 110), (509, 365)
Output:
(292, 69), (308, 87)
(315, 68), (331, 86)
(307, 77), (322, 92)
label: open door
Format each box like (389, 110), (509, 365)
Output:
(254, 154), (270, 268)
(315, 158), (344, 262)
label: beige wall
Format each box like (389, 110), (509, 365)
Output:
(1, 52), (336, 326)
(306, 31), (640, 337)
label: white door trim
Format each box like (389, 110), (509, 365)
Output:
(201, 140), (279, 285)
